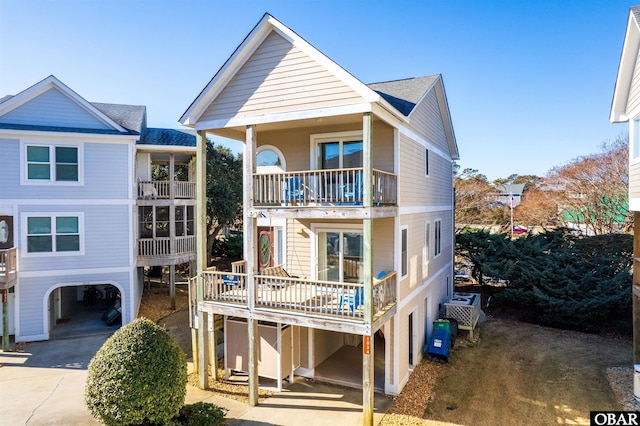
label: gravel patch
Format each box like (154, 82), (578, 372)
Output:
(606, 366), (640, 411)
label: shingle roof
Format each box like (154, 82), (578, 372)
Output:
(632, 6), (640, 24)
(91, 102), (146, 134)
(140, 128), (196, 147)
(367, 75), (439, 116)
(0, 122), (130, 135)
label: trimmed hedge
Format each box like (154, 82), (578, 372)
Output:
(85, 318), (187, 425)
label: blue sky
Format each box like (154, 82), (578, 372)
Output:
(0, 0), (635, 181)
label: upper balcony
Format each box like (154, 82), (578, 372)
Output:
(253, 167), (397, 215)
(137, 180), (196, 200)
(0, 248), (17, 289)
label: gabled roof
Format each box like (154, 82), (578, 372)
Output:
(180, 13), (459, 159)
(92, 103), (146, 134)
(0, 75), (133, 133)
(611, 7), (640, 122)
(367, 75), (439, 116)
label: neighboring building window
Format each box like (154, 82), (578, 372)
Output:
(401, 227), (408, 277)
(26, 144), (79, 182)
(434, 220), (442, 257)
(425, 149), (429, 176)
(26, 215), (80, 253)
(176, 206), (195, 237)
(425, 221), (431, 264)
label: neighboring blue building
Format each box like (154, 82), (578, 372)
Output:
(0, 76), (195, 341)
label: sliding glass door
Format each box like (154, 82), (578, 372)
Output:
(317, 230), (363, 283)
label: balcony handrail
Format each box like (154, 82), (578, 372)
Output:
(138, 180), (196, 199)
(198, 269), (397, 321)
(253, 167), (397, 206)
(137, 235), (195, 257)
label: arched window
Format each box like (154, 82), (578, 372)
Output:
(256, 145), (286, 173)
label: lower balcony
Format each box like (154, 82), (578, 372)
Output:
(137, 235), (196, 267)
(191, 268), (397, 331)
(0, 247), (17, 289)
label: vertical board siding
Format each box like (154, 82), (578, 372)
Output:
(628, 49), (640, 115)
(408, 89), (449, 153)
(0, 88), (112, 130)
(18, 272), (131, 338)
(631, 161), (640, 199)
(399, 134), (452, 207)
(200, 32), (364, 123)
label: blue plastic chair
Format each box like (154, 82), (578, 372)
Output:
(338, 287), (364, 313)
(285, 177), (304, 204)
(341, 171), (362, 204)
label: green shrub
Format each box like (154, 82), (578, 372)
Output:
(176, 402), (227, 426)
(85, 318), (187, 425)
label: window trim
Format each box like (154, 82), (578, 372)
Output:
(21, 140), (84, 185)
(425, 148), (430, 177)
(22, 212), (85, 256)
(424, 220), (431, 266)
(401, 226), (408, 278)
(434, 219), (442, 258)
(310, 130), (363, 170)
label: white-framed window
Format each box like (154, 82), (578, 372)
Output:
(425, 148), (430, 177)
(424, 221), (431, 265)
(175, 206), (195, 237)
(22, 141), (83, 184)
(23, 213), (84, 255)
(401, 226), (408, 278)
(434, 219), (442, 257)
(311, 130), (363, 170)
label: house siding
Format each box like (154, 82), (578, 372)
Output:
(0, 137), (131, 199)
(0, 88), (113, 130)
(631, 160), (640, 200)
(628, 49), (640, 116)
(398, 134), (452, 207)
(200, 31), (364, 123)
(408, 88), (449, 154)
(17, 204), (131, 272)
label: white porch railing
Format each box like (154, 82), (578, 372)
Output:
(253, 168), (397, 206)
(196, 270), (397, 321)
(138, 180), (196, 199)
(0, 247), (17, 287)
(137, 235), (196, 257)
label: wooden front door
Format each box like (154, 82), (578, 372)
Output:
(0, 216), (13, 249)
(257, 227), (275, 271)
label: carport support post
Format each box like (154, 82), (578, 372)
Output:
(2, 289), (8, 352)
(362, 111), (374, 426)
(195, 129), (208, 389)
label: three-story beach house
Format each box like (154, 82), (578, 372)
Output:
(0, 75), (196, 342)
(181, 14), (459, 421)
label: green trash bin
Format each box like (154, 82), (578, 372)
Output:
(433, 318), (458, 347)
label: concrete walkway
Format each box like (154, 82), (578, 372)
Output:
(0, 334), (391, 425)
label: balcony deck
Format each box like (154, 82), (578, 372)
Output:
(0, 248), (17, 289)
(138, 180), (196, 199)
(137, 235), (196, 267)
(253, 168), (397, 207)
(191, 269), (397, 334)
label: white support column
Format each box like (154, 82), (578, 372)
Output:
(245, 124), (259, 406)
(362, 112), (374, 426)
(195, 130), (209, 389)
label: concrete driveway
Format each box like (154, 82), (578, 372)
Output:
(0, 334), (391, 425)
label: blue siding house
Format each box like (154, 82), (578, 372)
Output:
(0, 76), (196, 341)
